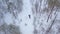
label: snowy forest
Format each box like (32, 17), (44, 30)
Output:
(0, 0), (60, 34)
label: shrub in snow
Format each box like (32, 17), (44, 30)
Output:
(0, 23), (21, 34)
(48, 0), (60, 9)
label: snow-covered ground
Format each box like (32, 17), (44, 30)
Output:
(0, 0), (60, 34)
(0, 0), (34, 34)
(18, 0), (34, 34)
(2, 1), (48, 34)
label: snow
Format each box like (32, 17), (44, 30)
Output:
(56, 12), (60, 20)
(1, 0), (60, 34)
(1, 0), (34, 34)
(4, 12), (14, 25)
(18, 0), (34, 34)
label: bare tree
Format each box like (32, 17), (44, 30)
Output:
(47, 0), (60, 22)
(45, 13), (57, 34)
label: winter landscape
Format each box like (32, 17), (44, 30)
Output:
(0, 0), (60, 34)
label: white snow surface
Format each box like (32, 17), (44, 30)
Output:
(2, 0), (34, 34)
(18, 0), (34, 34)
(0, 0), (60, 34)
